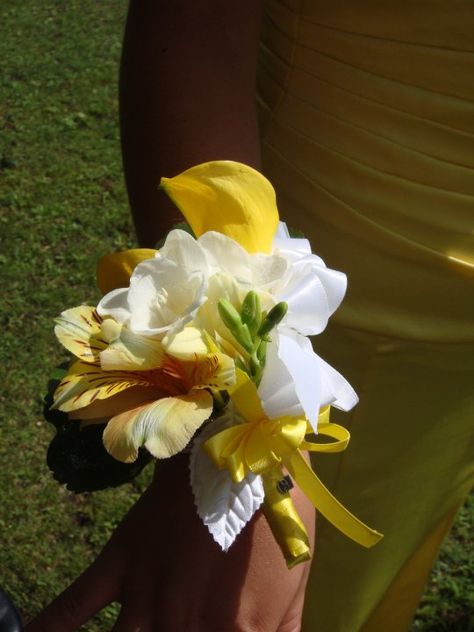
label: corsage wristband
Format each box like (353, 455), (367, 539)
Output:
(49, 161), (383, 567)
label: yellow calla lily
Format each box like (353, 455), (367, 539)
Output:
(160, 161), (279, 254)
(95, 162), (280, 296)
(97, 248), (157, 295)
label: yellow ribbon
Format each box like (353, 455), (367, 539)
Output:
(204, 369), (383, 551)
(261, 467), (312, 569)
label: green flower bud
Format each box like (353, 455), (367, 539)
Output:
(241, 291), (262, 337)
(258, 301), (288, 338)
(257, 339), (267, 367)
(218, 298), (254, 352)
(218, 298), (241, 331)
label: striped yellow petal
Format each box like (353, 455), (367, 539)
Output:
(52, 360), (151, 413)
(189, 352), (236, 390)
(162, 351), (235, 391)
(96, 248), (157, 295)
(54, 306), (106, 363)
(160, 161), (279, 254)
(68, 385), (164, 420)
(103, 390), (213, 462)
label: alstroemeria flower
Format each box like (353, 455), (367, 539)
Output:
(54, 305), (164, 371)
(53, 321), (235, 462)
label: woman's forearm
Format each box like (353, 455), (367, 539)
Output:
(119, 0), (264, 246)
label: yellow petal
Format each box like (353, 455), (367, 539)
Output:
(52, 360), (151, 413)
(54, 306), (106, 363)
(103, 390), (213, 462)
(101, 402), (150, 463)
(97, 248), (157, 295)
(181, 351), (236, 390)
(99, 328), (164, 371)
(162, 326), (209, 360)
(160, 161), (279, 254)
(68, 385), (164, 420)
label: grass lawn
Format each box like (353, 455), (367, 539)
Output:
(0, 1), (472, 630)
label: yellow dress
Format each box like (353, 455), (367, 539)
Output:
(257, 2), (474, 629)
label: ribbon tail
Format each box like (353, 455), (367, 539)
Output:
(261, 467), (312, 569)
(285, 451), (383, 548)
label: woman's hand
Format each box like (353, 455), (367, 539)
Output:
(26, 456), (314, 632)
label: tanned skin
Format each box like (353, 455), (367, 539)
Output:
(26, 3), (314, 630)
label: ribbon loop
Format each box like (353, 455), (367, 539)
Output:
(204, 371), (383, 550)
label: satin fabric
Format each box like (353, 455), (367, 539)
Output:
(257, 2), (474, 629)
(258, 0), (474, 342)
(304, 324), (474, 631)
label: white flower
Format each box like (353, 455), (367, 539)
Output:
(97, 230), (209, 339)
(98, 223), (347, 349)
(196, 224), (347, 337)
(271, 222), (347, 335)
(258, 328), (358, 430)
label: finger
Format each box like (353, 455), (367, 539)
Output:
(25, 547), (122, 632)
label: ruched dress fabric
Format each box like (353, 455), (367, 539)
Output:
(257, 2), (474, 630)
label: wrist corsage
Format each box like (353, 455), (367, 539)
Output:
(49, 161), (382, 567)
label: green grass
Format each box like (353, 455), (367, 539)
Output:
(0, 1), (142, 629)
(412, 495), (474, 632)
(0, 2), (472, 630)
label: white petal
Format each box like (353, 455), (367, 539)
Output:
(99, 328), (164, 370)
(312, 264), (347, 316)
(274, 221), (290, 239)
(317, 355), (358, 412)
(250, 253), (289, 291)
(97, 287), (131, 324)
(126, 258), (206, 337)
(273, 329), (358, 426)
(280, 330), (357, 411)
(273, 236), (313, 259)
(159, 229), (209, 273)
(277, 265), (330, 335)
(198, 231), (252, 283)
(272, 222), (313, 257)
(190, 416), (264, 551)
(258, 337), (306, 420)
(271, 228), (347, 327)
(259, 332), (321, 427)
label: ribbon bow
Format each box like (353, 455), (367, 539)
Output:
(205, 369), (383, 551)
